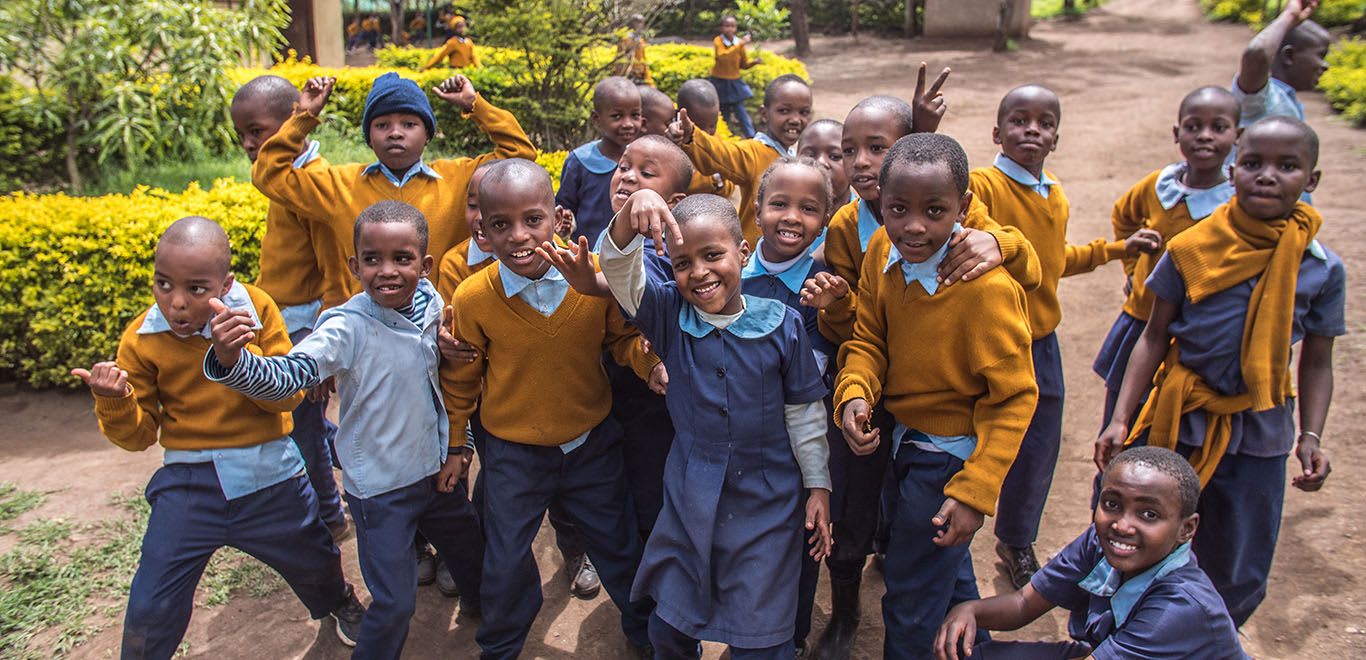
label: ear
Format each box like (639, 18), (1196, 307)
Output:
(1051, 132), (1060, 153)
(1178, 513), (1199, 544)
(738, 239), (752, 264)
(219, 273), (235, 297)
(1171, 124), (1180, 144)
(991, 125), (1002, 146)
(956, 190), (974, 222)
(590, 109), (600, 122)
(1305, 169), (1321, 194)
(666, 192), (687, 208)
(759, 104), (769, 123)
(348, 255), (361, 280)
(1278, 43), (1297, 68)
(420, 254), (435, 278)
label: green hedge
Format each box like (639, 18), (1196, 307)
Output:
(1321, 37), (1366, 125)
(1198, 0), (1362, 28)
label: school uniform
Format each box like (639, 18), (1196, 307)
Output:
(834, 228), (1037, 659)
(709, 35), (757, 137)
(1093, 164), (1234, 425)
(1229, 76), (1312, 204)
(600, 233), (830, 658)
(1129, 201), (1345, 626)
(95, 281), (349, 660)
(971, 155), (1126, 550)
(556, 140), (620, 246)
(442, 260), (660, 659)
(424, 35), (479, 69)
(207, 280), (484, 660)
(251, 92), (535, 293)
(681, 126), (791, 245)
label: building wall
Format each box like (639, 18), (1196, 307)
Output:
(924, 0), (1031, 38)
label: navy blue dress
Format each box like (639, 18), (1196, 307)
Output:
(556, 140), (619, 245)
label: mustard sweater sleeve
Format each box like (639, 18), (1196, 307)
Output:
(1062, 237), (1128, 277)
(251, 112), (353, 229)
(832, 240), (890, 424)
(425, 39), (456, 69)
(964, 197), (1042, 291)
(816, 204), (861, 344)
(465, 95), (537, 164)
(603, 301), (660, 382)
(685, 125), (763, 188)
(440, 287), (487, 442)
(240, 290), (307, 414)
(1110, 176), (1153, 279)
(93, 330), (161, 452)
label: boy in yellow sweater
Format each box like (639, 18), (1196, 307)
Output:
(251, 72), (535, 294)
(442, 159), (661, 659)
(72, 217), (363, 657)
(971, 85), (1159, 588)
(421, 15), (480, 70)
(833, 134), (1036, 659)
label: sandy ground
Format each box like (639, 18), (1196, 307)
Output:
(2, 0), (1362, 657)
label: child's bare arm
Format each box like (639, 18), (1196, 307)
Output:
(1096, 297), (1178, 469)
(1238, 0), (1319, 93)
(1293, 333), (1333, 491)
(934, 586), (1056, 660)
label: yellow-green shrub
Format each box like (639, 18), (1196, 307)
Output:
(1321, 38), (1366, 126)
(1199, 0), (1362, 27)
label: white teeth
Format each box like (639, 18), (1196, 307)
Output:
(693, 282), (719, 295)
(1108, 539), (1136, 552)
(511, 249), (533, 258)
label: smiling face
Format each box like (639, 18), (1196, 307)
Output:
(1173, 96), (1239, 178)
(480, 178), (556, 279)
(152, 243), (234, 337)
(348, 221), (432, 309)
(880, 162), (969, 264)
(1281, 30), (1331, 91)
(1231, 122), (1320, 220)
(671, 215), (749, 315)
(591, 89), (643, 153)
(230, 102), (288, 164)
(1094, 461), (1198, 579)
(993, 86), (1060, 178)
(757, 164), (829, 262)
(720, 16), (738, 37)
(610, 140), (688, 213)
(842, 105), (903, 205)
(367, 111), (430, 172)
(798, 122), (849, 204)
(465, 167), (493, 253)
(760, 82), (813, 149)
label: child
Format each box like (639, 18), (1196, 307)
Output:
(833, 134), (1037, 659)
(595, 190), (833, 658)
(797, 118), (851, 207)
(677, 78), (722, 136)
(442, 159), (660, 659)
(1097, 116), (1341, 627)
(422, 15), (480, 70)
(934, 447), (1247, 660)
(709, 15), (761, 138)
(557, 76), (642, 244)
(638, 84), (676, 139)
(1094, 87), (1239, 426)
(229, 75), (350, 539)
(971, 84), (1159, 589)
(1233, 0), (1329, 128)
(251, 72), (535, 293)
(205, 202), (484, 658)
(72, 216), (363, 656)
(617, 14), (653, 85)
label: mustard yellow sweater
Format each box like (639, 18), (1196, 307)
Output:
(440, 263), (660, 446)
(969, 166), (1126, 339)
(710, 36), (754, 79)
(425, 36), (479, 69)
(435, 238), (495, 304)
(1111, 169), (1203, 321)
(256, 154), (353, 309)
(682, 125), (778, 245)
(251, 95), (536, 293)
(93, 283), (305, 452)
(833, 231), (1037, 516)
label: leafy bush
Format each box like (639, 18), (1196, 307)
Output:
(1320, 38), (1366, 125)
(734, 0), (792, 40)
(0, 76), (63, 192)
(1199, 0), (1362, 28)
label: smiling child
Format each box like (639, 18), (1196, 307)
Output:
(558, 76), (644, 244)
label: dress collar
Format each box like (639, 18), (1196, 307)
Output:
(856, 198), (880, 252)
(1078, 540), (1192, 627)
(138, 280), (258, 338)
(679, 293), (785, 339)
(742, 241), (814, 295)
(754, 131), (794, 157)
(498, 262), (565, 298)
(1154, 162), (1233, 221)
(572, 140), (619, 175)
(292, 139), (322, 169)
(993, 153), (1057, 197)
(883, 223), (961, 295)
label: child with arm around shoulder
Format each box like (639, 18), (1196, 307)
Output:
(935, 447), (1248, 660)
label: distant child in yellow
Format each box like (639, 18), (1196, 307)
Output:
(423, 15), (480, 70)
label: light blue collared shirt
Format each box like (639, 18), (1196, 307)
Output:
(754, 131), (796, 158)
(1078, 541), (1193, 627)
(467, 238), (495, 265)
(362, 159), (442, 188)
(993, 152), (1057, 199)
(498, 263), (569, 317)
(1154, 162), (1234, 221)
(153, 281), (304, 500)
(742, 242), (814, 295)
(855, 198), (880, 252)
(882, 223), (961, 296)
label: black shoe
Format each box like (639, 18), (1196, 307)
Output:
(627, 641), (655, 659)
(416, 544), (436, 586)
(810, 575), (861, 660)
(329, 585), (366, 648)
(996, 542), (1040, 590)
(567, 553), (601, 600)
(435, 556), (460, 598)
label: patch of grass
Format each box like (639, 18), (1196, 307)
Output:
(0, 483), (45, 531)
(1032, 0), (1109, 19)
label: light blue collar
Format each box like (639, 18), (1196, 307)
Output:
(993, 153), (1056, 198)
(754, 132), (794, 157)
(679, 294), (785, 339)
(1079, 541), (1192, 627)
(342, 277), (441, 328)
(1154, 162), (1233, 221)
(743, 241), (814, 295)
(362, 159), (442, 188)
(498, 262), (565, 298)
(883, 223), (961, 295)
(573, 140), (618, 175)
(467, 238), (495, 265)
(856, 198), (880, 252)
(722, 34), (738, 47)
(1307, 239), (1327, 261)
(292, 139), (322, 169)
(138, 280), (258, 338)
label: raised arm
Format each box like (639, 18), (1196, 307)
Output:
(423, 40), (456, 71)
(1095, 296), (1178, 469)
(250, 77), (355, 223)
(432, 77), (536, 165)
(1237, 0), (1319, 94)
(673, 109), (765, 185)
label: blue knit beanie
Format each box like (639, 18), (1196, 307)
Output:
(362, 72), (436, 142)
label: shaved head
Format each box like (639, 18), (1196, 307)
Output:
(1178, 85), (1240, 123)
(1240, 114), (1319, 168)
(631, 134), (694, 194)
(1285, 20), (1330, 50)
(593, 76), (640, 111)
(231, 75), (299, 121)
(480, 158), (555, 207)
(678, 79), (719, 111)
(852, 95), (915, 137)
(997, 84), (1061, 127)
(673, 194), (742, 244)
(157, 216), (231, 274)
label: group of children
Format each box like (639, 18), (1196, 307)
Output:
(75, 1), (1343, 659)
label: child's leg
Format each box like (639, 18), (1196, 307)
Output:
(226, 472), (349, 618)
(548, 500), (585, 559)
(345, 483), (426, 659)
(613, 368), (673, 539)
(475, 434), (563, 659)
(122, 465), (224, 659)
(729, 641), (798, 659)
(553, 422), (651, 647)
(288, 328), (345, 530)
(727, 103), (756, 138)
(1189, 450), (1286, 627)
(995, 334), (1065, 551)
(649, 611), (703, 660)
(418, 478), (485, 614)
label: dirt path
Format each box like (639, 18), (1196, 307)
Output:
(2, 0), (1361, 657)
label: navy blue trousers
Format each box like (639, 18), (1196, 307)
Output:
(475, 423), (651, 659)
(649, 611), (794, 659)
(122, 464), (347, 660)
(967, 640), (1091, 658)
(610, 360), (674, 540)
(720, 103), (756, 138)
(883, 448), (988, 660)
(289, 327), (344, 528)
(996, 333), (1063, 547)
(346, 476), (484, 660)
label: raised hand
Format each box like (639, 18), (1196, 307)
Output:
(931, 497), (983, 547)
(298, 76), (337, 116)
(554, 205), (577, 241)
(1124, 228), (1163, 256)
(647, 362), (669, 396)
(840, 398), (881, 456)
(71, 361), (130, 398)
(799, 272), (849, 309)
(433, 74), (477, 112)
(1285, 0), (1319, 23)
(625, 189), (683, 255)
(438, 305), (479, 363)
(536, 236), (610, 297)
(1094, 421), (1128, 471)
(911, 63), (951, 134)
(208, 298), (255, 368)
(937, 227), (1001, 286)
(666, 108), (695, 146)
(805, 488), (834, 561)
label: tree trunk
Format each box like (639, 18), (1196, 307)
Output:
(64, 123), (81, 191)
(391, 0), (404, 45)
(791, 0), (811, 57)
(850, 0), (859, 38)
(903, 0), (913, 37)
(993, 0), (1013, 52)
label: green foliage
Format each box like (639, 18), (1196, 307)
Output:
(1032, 0), (1109, 19)
(1321, 38), (1366, 125)
(0, 77), (63, 193)
(0, 484), (44, 532)
(735, 0), (793, 40)
(1199, 0), (1362, 27)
